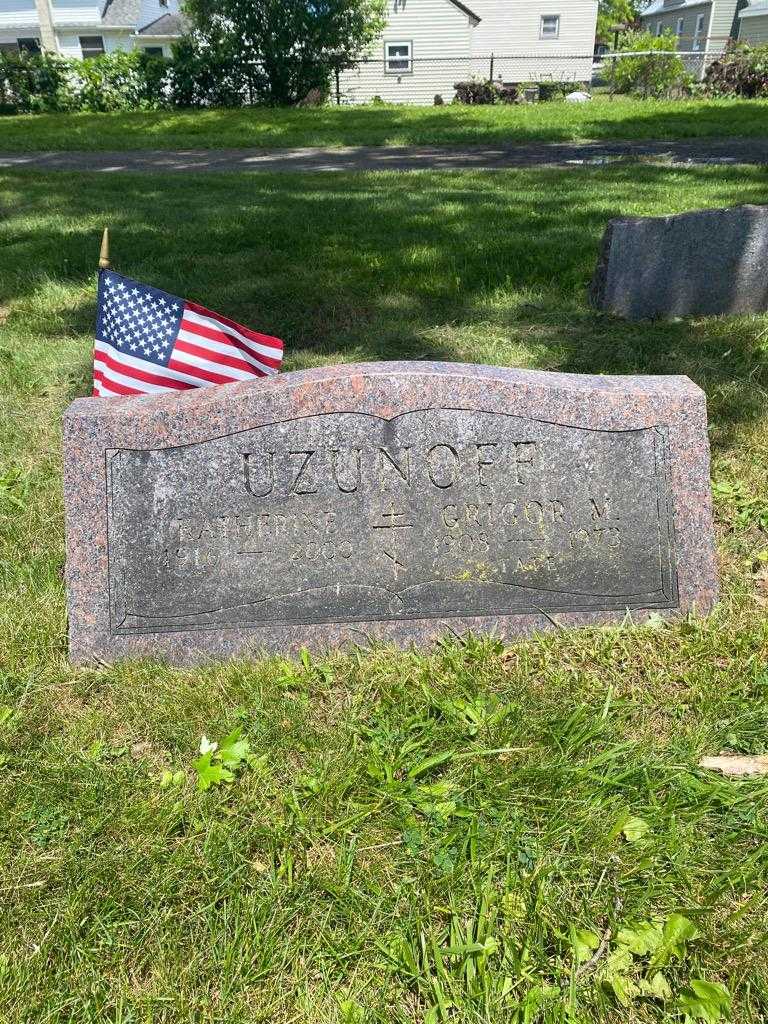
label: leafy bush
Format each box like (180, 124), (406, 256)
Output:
(496, 82), (519, 103)
(0, 49), (172, 114)
(704, 42), (768, 98)
(137, 50), (172, 107)
(453, 78), (497, 104)
(453, 78), (517, 105)
(76, 51), (169, 112)
(0, 50), (74, 114)
(169, 35), (245, 108)
(537, 81), (573, 101)
(611, 30), (688, 97)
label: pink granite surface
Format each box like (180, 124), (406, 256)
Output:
(63, 362), (718, 665)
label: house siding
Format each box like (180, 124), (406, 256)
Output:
(56, 28), (132, 54)
(640, 0), (740, 50)
(472, 0), (598, 84)
(639, 0), (740, 76)
(640, 2), (712, 48)
(708, 0), (742, 39)
(50, 0), (102, 26)
(339, 0), (475, 104)
(0, 0), (36, 30)
(739, 9), (768, 38)
(340, 0), (598, 102)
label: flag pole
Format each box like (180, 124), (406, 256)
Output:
(98, 228), (110, 271)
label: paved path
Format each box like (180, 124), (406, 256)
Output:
(1, 137), (767, 173)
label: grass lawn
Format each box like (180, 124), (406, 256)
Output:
(1, 97), (768, 152)
(2, 164), (768, 1022)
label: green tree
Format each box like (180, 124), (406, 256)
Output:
(597, 0), (641, 44)
(182, 0), (387, 106)
(612, 29), (688, 97)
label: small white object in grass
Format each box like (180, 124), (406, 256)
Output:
(699, 754), (768, 776)
(565, 91), (592, 102)
(199, 735), (217, 755)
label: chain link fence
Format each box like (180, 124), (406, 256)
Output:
(335, 46), (730, 105)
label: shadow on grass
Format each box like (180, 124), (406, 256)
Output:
(1, 162), (766, 452)
(2, 98), (768, 151)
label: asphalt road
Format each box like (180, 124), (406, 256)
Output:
(1, 137), (767, 173)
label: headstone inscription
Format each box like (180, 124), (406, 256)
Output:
(63, 361), (718, 664)
(590, 204), (768, 320)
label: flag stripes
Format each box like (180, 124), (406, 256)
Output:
(184, 304), (284, 367)
(94, 342), (195, 395)
(92, 271), (283, 398)
(173, 337), (262, 380)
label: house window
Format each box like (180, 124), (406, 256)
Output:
(385, 41), (412, 74)
(79, 35), (105, 58)
(692, 11), (705, 49)
(656, 20), (663, 36)
(143, 46), (164, 56)
(676, 16), (684, 36)
(540, 14), (560, 39)
(17, 37), (41, 53)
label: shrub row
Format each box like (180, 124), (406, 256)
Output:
(2, 54), (576, 114)
(452, 79), (518, 104)
(0, 49), (173, 114)
(0, 45), (335, 113)
(607, 34), (768, 99)
(3, 38), (768, 114)
(451, 79), (575, 105)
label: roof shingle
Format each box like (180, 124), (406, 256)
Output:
(100, 0), (141, 27)
(640, 0), (711, 15)
(137, 11), (189, 34)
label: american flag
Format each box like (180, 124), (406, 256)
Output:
(93, 270), (283, 397)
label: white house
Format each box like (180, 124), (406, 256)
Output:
(339, 0), (599, 104)
(472, 0), (599, 84)
(0, 0), (186, 58)
(737, 0), (768, 42)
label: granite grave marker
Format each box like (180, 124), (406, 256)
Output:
(590, 204), (768, 320)
(63, 362), (718, 664)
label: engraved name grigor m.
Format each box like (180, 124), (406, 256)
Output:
(63, 362), (718, 664)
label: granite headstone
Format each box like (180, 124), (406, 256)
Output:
(590, 204), (768, 320)
(63, 362), (718, 664)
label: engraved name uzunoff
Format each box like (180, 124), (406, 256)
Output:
(106, 408), (678, 633)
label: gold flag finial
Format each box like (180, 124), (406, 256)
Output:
(98, 228), (110, 270)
